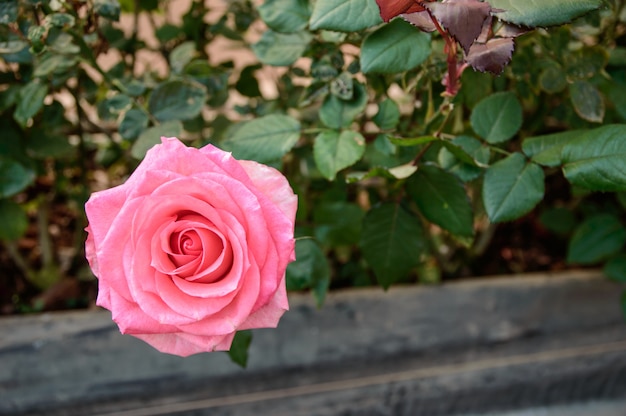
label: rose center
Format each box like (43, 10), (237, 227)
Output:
(152, 215), (233, 283)
(171, 227), (222, 263)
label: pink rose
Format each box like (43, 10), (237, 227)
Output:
(85, 137), (297, 356)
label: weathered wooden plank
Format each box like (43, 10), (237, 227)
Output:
(1, 270), (625, 415)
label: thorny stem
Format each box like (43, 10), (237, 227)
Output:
(428, 11), (462, 97)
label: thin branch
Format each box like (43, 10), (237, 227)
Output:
(37, 197), (55, 270)
(4, 241), (36, 283)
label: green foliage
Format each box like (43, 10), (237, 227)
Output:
(604, 254), (626, 283)
(227, 330), (252, 368)
(483, 153), (545, 223)
(489, 0), (602, 26)
(222, 114), (300, 163)
(0, 157), (34, 197)
(148, 80), (207, 122)
(252, 31), (312, 66)
(286, 239), (330, 307)
(319, 82), (368, 128)
(314, 130), (365, 180)
(14, 80), (48, 127)
(522, 130), (586, 167)
(470, 92), (522, 144)
(561, 125), (626, 191)
(0, 199), (28, 241)
(309, 0), (382, 31)
(407, 165), (474, 237)
(567, 214), (626, 264)
(360, 19), (431, 74)
(360, 203), (426, 289)
(258, 0), (310, 33)
(1, 0), (625, 361)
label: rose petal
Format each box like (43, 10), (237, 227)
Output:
(238, 160), (298, 225)
(238, 275), (289, 330)
(85, 185), (129, 252)
(133, 331), (236, 356)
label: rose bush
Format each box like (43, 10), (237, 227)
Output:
(84, 137), (297, 356)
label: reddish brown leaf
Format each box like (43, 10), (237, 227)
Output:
(376, 0), (426, 22)
(476, 15), (492, 43)
(425, 0), (492, 53)
(466, 37), (515, 74)
(401, 10), (437, 32)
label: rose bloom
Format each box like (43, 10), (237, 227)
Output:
(85, 137), (297, 356)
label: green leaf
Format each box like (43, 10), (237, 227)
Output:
(314, 202), (364, 246)
(567, 214), (626, 265)
(0, 0), (18, 24)
(607, 80), (626, 122)
(169, 41), (196, 74)
(569, 80), (604, 123)
(155, 24), (182, 43)
(361, 19), (431, 74)
(14, 80), (48, 127)
(26, 131), (75, 159)
(488, 0), (601, 27)
(221, 114), (300, 163)
(0, 84), (19, 112)
(98, 93), (132, 120)
(309, 0), (382, 32)
(122, 79), (146, 97)
(119, 108), (149, 140)
(33, 52), (79, 77)
(286, 238), (330, 307)
(539, 66), (567, 94)
(45, 13), (76, 28)
(360, 203), (426, 289)
(330, 71), (354, 100)
(0, 198), (28, 241)
(603, 254), (626, 283)
(0, 157), (35, 198)
(438, 135), (490, 182)
(470, 91), (522, 144)
(227, 330), (252, 368)
(47, 31), (80, 55)
(131, 121), (183, 159)
(522, 130), (586, 167)
(561, 124), (626, 192)
(252, 30), (312, 66)
(483, 152), (545, 222)
(235, 64), (262, 98)
(258, 0), (311, 33)
(373, 98), (401, 130)
(539, 207), (576, 235)
(94, 0), (121, 21)
(407, 165), (474, 237)
(314, 130), (365, 180)
(148, 80), (207, 122)
(319, 82), (367, 129)
(439, 141), (482, 167)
